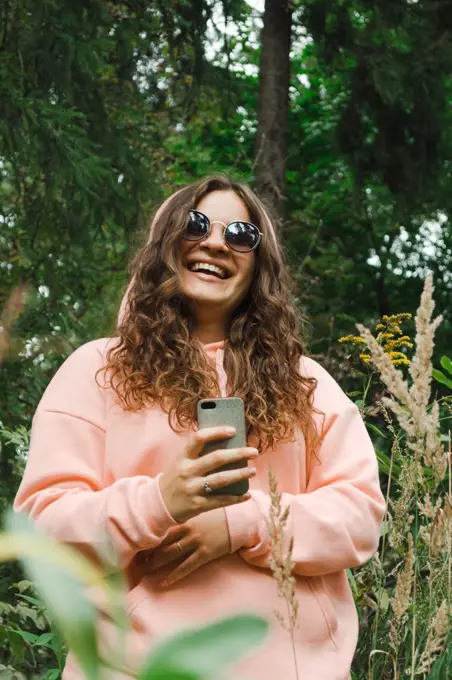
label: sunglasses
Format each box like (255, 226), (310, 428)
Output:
(183, 209), (262, 253)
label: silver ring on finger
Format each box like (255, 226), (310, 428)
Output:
(176, 541), (184, 556)
(203, 477), (214, 495)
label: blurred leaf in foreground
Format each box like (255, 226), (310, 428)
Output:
(138, 614), (268, 680)
(3, 511), (101, 680)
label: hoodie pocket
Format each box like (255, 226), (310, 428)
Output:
(307, 576), (338, 648)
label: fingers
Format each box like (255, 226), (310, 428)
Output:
(184, 426), (236, 460)
(201, 491), (252, 511)
(195, 446), (259, 477)
(200, 465), (257, 492)
(159, 524), (187, 548)
(145, 536), (195, 572)
(160, 426), (258, 524)
(161, 552), (203, 587)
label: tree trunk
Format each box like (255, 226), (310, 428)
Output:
(254, 0), (293, 220)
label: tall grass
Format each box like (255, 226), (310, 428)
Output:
(354, 275), (451, 679)
(267, 275), (451, 679)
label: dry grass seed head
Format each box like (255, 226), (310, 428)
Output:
(389, 462), (417, 550)
(265, 466), (299, 633)
(429, 508), (447, 559)
(416, 600), (450, 676)
(409, 275), (443, 415)
(389, 534), (414, 651)
(359, 277), (446, 484)
(356, 324), (413, 410)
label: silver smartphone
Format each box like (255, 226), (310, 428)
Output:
(197, 397), (249, 495)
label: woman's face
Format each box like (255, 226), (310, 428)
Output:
(178, 189), (256, 334)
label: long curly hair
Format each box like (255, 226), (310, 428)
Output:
(98, 175), (321, 454)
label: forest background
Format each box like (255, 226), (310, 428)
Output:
(0, 1), (451, 679)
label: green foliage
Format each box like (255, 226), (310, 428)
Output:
(5, 514), (100, 679)
(1, 511), (269, 679)
(432, 355), (452, 390)
(1, 1), (452, 678)
(138, 615), (268, 680)
(339, 286), (451, 680)
(0, 579), (63, 679)
(299, 1), (452, 207)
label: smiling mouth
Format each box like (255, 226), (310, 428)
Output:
(187, 269), (228, 282)
(185, 262), (231, 280)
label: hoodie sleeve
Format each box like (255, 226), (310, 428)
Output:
(13, 339), (179, 570)
(224, 356), (386, 577)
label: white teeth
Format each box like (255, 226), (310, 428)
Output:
(189, 262), (228, 279)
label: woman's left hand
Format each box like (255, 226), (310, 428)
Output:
(141, 507), (231, 587)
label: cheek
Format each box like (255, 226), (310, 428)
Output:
(177, 242), (193, 275)
(238, 258), (255, 292)
(179, 240), (191, 262)
(246, 256), (256, 282)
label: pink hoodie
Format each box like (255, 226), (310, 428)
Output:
(14, 337), (385, 680)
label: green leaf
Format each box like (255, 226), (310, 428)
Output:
(380, 520), (390, 537)
(45, 670), (61, 680)
(6, 628), (38, 645)
(5, 511), (100, 680)
(375, 449), (401, 477)
(432, 369), (452, 390)
(16, 594), (45, 608)
(346, 568), (358, 596)
(378, 590), (390, 613)
(440, 355), (452, 375)
(33, 631), (56, 648)
(138, 615), (268, 680)
(366, 422), (387, 439)
(5, 630), (25, 664)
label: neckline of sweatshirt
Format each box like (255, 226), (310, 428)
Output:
(201, 338), (225, 356)
(200, 338), (227, 396)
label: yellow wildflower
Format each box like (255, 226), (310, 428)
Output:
(338, 335), (365, 344)
(392, 358), (411, 366)
(387, 351), (408, 360)
(340, 311), (413, 367)
(387, 336), (414, 350)
(382, 313), (412, 322)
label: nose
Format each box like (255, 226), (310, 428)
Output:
(200, 221), (229, 251)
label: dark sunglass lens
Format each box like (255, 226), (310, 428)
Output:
(226, 222), (259, 252)
(185, 211), (209, 240)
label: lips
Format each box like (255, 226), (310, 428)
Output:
(188, 269), (227, 283)
(185, 260), (232, 279)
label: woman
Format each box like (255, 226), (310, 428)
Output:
(14, 175), (385, 680)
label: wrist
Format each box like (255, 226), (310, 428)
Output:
(224, 496), (261, 553)
(157, 473), (180, 523)
(222, 507), (232, 553)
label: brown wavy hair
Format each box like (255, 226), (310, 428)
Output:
(98, 175), (321, 454)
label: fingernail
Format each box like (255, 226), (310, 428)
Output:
(249, 467), (256, 475)
(249, 449), (259, 457)
(225, 427), (236, 435)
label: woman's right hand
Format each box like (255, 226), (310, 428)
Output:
(159, 426), (259, 523)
